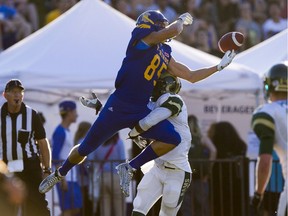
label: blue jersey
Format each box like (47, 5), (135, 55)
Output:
(114, 25), (172, 106)
(78, 25), (180, 156)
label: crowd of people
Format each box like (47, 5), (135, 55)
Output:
(0, 0), (287, 55)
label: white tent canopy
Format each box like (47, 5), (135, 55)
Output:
(234, 29), (288, 76)
(0, 0), (263, 143)
(0, 0), (262, 105)
(0, 0), (133, 104)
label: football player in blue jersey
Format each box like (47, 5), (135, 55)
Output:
(39, 10), (236, 194)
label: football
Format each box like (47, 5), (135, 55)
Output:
(218, 32), (244, 53)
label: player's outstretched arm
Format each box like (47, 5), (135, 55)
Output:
(167, 50), (236, 83)
(79, 92), (102, 115)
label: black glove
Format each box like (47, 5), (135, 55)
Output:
(79, 92), (103, 115)
(251, 192), (263, 215)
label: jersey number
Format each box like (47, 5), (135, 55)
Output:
(144, 54), (167, 84)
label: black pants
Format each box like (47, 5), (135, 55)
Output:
(15, 157), (51, 216)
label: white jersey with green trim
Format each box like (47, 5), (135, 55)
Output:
(253, 99), (288, 215)
(147, 93), (192, 173)
(253, 100), (287, 181)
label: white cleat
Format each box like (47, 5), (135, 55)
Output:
(39, 169), (64, 194)
(116, 162), (135, 197)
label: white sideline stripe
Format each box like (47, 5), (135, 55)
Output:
(232, 32), (243, 47)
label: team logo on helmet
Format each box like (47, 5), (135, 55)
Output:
(136, 10), (169, 31)
(264, 62), (288, 99)
(140, 12), (154, 25)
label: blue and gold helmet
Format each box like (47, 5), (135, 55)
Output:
(264, 62), (288, 99)
(136, 10), (169, 31)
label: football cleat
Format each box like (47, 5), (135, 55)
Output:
(39, 168), (64, 194)
(116, 162), (135, 197)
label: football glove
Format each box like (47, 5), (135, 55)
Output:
(217, 50), (236, 71)
(128, 134), (148, 149)
(251, 192), (263, 216)
(79, 92), (102, 115)
(178, 13), (193, 25)
(128, 124), (148, 149)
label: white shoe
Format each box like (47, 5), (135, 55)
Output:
(116, 162), (135, 197)
(39, 169), (64, 193)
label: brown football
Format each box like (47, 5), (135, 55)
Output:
(218, 32), (244, 53)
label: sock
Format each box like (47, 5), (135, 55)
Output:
(129, 145), (158, 169)
(58, 160), (75, 176)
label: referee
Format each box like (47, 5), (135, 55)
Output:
(0, 79), (51, 216)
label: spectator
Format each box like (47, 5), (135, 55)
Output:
(208, 121), (249, 216)
(52, 100), (83, 216)
(175, 0), (220, 56)
(147, 0), (178, 22)
(45, 0), (77, 24)
(181, 114), (216, 216)
(193, 26), (219, 55)
(0, 0), (32, 49)
(133, 0), (154, 16)
(251, 0), (268, 25)
(262, 1), (287, 39)
(214, 0), (240, 38)
(235, 1), (262, 49)
(74, 121), (93, 216)
(113, 0), (137, 19)
(88, 132), (126, 216)
(176, 0), (201, 46)
(0, 79), (51, 216)
(13, 0), (39, 32)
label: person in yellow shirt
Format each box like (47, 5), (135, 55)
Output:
(45, 0), (77, 24)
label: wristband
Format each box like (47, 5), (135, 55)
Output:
(254, 192), (262, 200)
(42, 167), (52, 174)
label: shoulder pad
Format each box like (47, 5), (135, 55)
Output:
(160, 95), (183, 116)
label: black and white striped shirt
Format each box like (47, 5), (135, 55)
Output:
(0, 102), (46, 164)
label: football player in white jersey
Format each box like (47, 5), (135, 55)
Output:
(117, 72), (192, 216)
(251, 62), (287, 216)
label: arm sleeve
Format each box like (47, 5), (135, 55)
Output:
(138, 96), (183, 131)
(52, 127), (65, 160)
(251, 112), (275, 155)
(139, 107), (172, 131)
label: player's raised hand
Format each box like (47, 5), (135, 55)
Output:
(217, 50), (236, 71)
(79, 92), (102, 115)
(178, 13), (193, 25)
